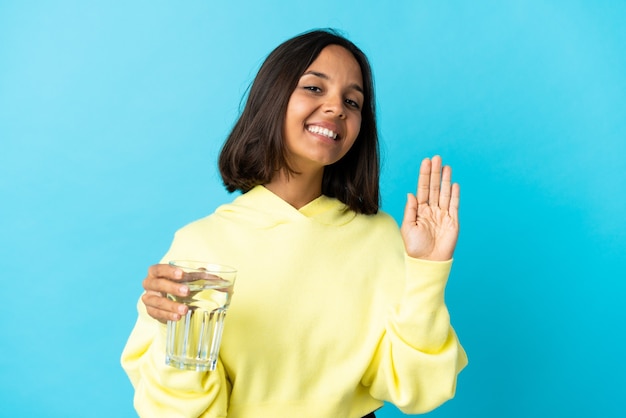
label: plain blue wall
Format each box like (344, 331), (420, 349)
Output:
(1, 1), (624, 417)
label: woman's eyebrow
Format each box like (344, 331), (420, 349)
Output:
(302, 71), (364, 94)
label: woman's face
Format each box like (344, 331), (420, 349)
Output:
(283, 45), (364, 173)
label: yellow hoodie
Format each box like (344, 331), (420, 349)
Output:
(121, 185), (467, 417)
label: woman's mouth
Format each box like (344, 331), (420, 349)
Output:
(307, 125), (339, 141)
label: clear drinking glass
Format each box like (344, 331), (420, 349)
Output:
(165, 260), (237, 372)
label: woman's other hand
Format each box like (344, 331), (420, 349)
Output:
(401, 155), (460, 261)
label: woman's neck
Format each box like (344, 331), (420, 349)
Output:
(264, 169), (323, 210)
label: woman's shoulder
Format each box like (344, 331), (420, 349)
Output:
(353, 208), (400, 232)
(171, 214), (215, 237)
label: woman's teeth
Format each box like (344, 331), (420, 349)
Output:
(307, 125), (338, 140)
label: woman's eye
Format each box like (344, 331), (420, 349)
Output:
(345, 99), (360, 109)
(304, 86), (322, 93)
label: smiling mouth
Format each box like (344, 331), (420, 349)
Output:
(307, 125), (339, 140)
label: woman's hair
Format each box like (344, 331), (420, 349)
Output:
(219, 28), (380, 214)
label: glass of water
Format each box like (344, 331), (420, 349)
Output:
(165, 260), (237, 372)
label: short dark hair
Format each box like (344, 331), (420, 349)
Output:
(219, 28), (380, 214)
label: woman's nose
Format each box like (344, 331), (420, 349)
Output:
(323, 94), (346, 119)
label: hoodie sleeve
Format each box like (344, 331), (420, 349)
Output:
(121, 299), (230, 418)
(121, 226), (230, 418)
(362, 256), (468, 414)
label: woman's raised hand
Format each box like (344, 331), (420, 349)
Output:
(141, 264), (189, 323)
(401, 156), (460, 261)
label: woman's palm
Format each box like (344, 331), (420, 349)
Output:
(401, 156), (460, 261)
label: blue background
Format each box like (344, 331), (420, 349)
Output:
(1, 1), (624, 417)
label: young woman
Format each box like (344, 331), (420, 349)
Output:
(122, 29), (467, 418)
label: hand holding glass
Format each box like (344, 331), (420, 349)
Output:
(165, 261), (237, 372)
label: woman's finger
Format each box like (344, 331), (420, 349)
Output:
(416, 157), (432, 206)
(402, 192), (418, 226)
(145, 305), (186, 323)
(143, 264), (188, 296)
(429, 155), (442, 207)
(148, 263), (183, 281)
(142, 290), (188, 320)
(439, 165), (452, 211)
(143, 275), (189, 296)
(450, 182), (460, 220)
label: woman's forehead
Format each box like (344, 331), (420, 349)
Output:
(303, 45), (363, 86)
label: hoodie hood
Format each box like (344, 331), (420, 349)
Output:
(215, 185), (357, 229)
